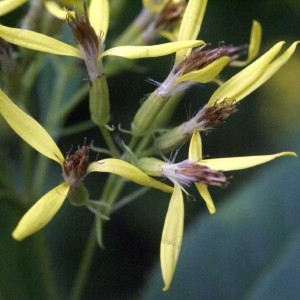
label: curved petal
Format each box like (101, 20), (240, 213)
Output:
(0, 0), (27, 16)
(44, 1), (72, 20)
(89, 0), (109, 40)
(0, 25), (80, 57)
(177, 56), (230, 84)
(236, 41), (300, 100)
(195, 183), (216, 214)
(200, 152), (297, 172)
(0, 89), (64, 165)
(230, 20), (262, 67)
(101, 40), (204, 59)
(12, 182), (70, 241)
(176, 0), (207, 61)
(160, 184), (184, 291)
(188, 131), (202, 161)
(87, 159), (173, 193)
(208, 41), (285, 105)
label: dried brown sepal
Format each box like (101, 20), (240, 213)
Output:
(62, 141), (89, 187)
(67, 2), (100, 59)
(154, 0), (186, 30)
(175, 42), (248, 74)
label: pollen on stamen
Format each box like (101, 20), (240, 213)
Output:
(62, 140), (89, 188)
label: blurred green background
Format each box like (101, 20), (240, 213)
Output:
(0, 0), (300, 299)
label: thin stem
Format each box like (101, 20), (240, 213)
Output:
(69, 224), (97, 300)
(111, 186), (149, 213)
(99, 125), (120, 158)
(59, 120), (95, 137)
(134, 132), (153, 156)
(34, 233), (60, 300)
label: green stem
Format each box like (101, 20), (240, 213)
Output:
(111, 186), (149, 213)
(34, 232), (60, 300)
(69, 224), (97, 300)
(134, 132), (153, 156)
(99, 125), (120, 158)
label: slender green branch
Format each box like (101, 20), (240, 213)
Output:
(99, 125), (120, 158)
(111, 186), (149, 213)
(34, 233), (60, 300)
(69, 225), (97, 300)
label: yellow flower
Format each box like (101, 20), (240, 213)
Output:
(160, 183), (184, 292)
(188, 131), (296, 214)
(131, 0), (262, 136)
(0, 88), (172, 241)
(154, 40), (299, 153)
(138, 131), (296, 290)
(0, 0), (201, 67)
(207, 41), (300, 106)
(173, 0), (261, 81)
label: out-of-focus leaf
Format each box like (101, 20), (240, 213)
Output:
(142, 155), (300, 299)
(245, 229), (300, 299)
(0, 200), (58, 299)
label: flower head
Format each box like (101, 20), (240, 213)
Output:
(0, 89), (172, 241)
(154, 40), (299, 153)
(66, 3), (103, 80)
(161, 159), (227, 189)
(0, 0), (201, 76)
(138, 130), (296, 290)
(62, 142), (89, 187)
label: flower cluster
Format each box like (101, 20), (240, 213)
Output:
(0, 0), (298, 293)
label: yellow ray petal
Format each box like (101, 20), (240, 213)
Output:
(87, 159), (173, 193)
(0, 25), (80, 57)
(188, 131), (202, 161)
(200, 152), (297, 172)
(101, 40), (204, 59)
(230, 20), (262, 67)
(176, 0), (207, 61)
(0, 89), (64, 164)
(89, 0), (109, 40)
(44, 1), (70, 20)
(12, 182), (70, 241)
(177, 56), (230, 84)
(208, 41), (285, 105)
(160, 184), (184, 291)
(194, 183), (216, 214)
(0, 0), (27, 16)
(236, 41), (300, 100)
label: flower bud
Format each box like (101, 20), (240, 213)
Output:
(89, 75), (110, 126)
